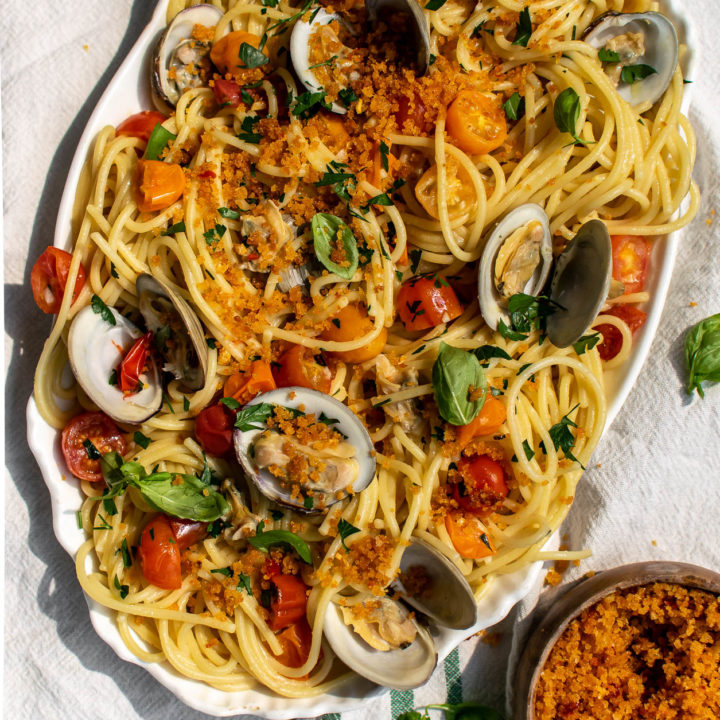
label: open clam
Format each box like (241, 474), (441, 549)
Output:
(151, 4), (224, 113)
(546, 219), (612, 348)
(233, 387), (376, 514)
(67, 305), (163, 424)
(136, 274), (209, 391)
(583, 12), (678, 106)
(478, 203), (553, 331)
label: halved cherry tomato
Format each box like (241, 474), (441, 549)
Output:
(611, 235), (650, 294)
(61, 411), (127, 483)
(395, 93), (432, 134)
(116, 111), (167, 143)
(269, 574), (309, 631)
(167, 518), (208, 551)
(273, 618), (313, 669)
(452, 454), (508, 518)
(321, 303), (388, 363)
(210, 31), (263, 74)
(415, 156), (475, 220)
(224, 360), (277, 405)
(213, 78), (242, 107)
(195, 403), (234, 456)
(455, 396), (507, 447)
(134, 159), (185, 213)
(397, 275), (463, 331)
(445, 509), (496, 559)
(446, 90), (508, 155)
(137, 515), (182, 589)
(594, 304), (648, 361)
(273, 345), (332, 394)
(119, 331), (153, 393)
(31, 247), (86, 314)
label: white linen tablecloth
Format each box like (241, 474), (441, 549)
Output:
(4, 2), (719, 718)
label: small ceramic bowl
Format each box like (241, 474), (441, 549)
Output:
(512, 561), (720, 720)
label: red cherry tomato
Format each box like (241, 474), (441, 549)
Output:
(269, 574), (308, 631)
(213, 78), (242, 107)
(397, 275), (464, 330)
(31, 247), (86, 314)
(116, 111), (168, 143)
(396, 93), (431, 134)
(61, 411), (127, 483)
(611, 235), (650, 294)
(137, 515), (182, 589)
(119, 331), (153, 393)
(195, 404), (234, 456)
(167, 518), (208, 550)
(594, 304), (648, 361)
(274, 618), (313, 668)
(273, 345), (332, 394)
(452, 455), (508, 518)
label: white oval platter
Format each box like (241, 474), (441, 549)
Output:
(25, 0), (695, 716)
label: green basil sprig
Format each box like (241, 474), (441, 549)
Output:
(248, 522), (312, 563)
(144, 124), (176, 161)
(685, 313), (720, 397)
(311, 213), (359, 280)
(553, 87), (593, 145)
(620, 63), (657, 85)
(432, 343), (487, 426)
(100, 452), (229, 521)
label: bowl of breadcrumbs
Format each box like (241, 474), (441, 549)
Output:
(513, 561), (720, 720)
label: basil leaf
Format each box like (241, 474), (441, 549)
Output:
(238, 42), (268, 69)
(144, 123), (176, 161)
(292, 91), (331, 119)
(424, 0), (447, 10)
(513, 6), (532, 46)
(220, 396), (241, 410)
(572, 332), (601, 355)
(311, 213), (359, 280)
(91, 294), (116, 326)
(133, 431), (151, 449)
(553, 87), (582, 140)
(135, 472), (229, 521)
(211, 567), (233, 577)
(218, 207), (240, 219)
(548, 404), (584, 468)
(100, 452), (131, 498)
(337, 519), (360, 550)
(234, 402), (275, 431)
(620, 63), (657, 85)
(248, 528), (312, 563)
(685, 313), (720, 398)
(598, 48), (621, 63)
(237, 115), (262, 144)
(498, 319), (528, 341)
(432, 343), (488, 426)
(236, 572), (253, 595)
(502, 92), (524, 121)
(473, 345), (512, 365)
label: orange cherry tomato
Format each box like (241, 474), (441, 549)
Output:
(213, 78), (242, 107)
(31, 247), (86, 314)
(61, 412), (127, 483)
(119, 331), (153, 393)
(321, 303), (388, 364)
(594, 304), (648, 361)
(611, 235), (650, 294)
(397, 275), (464, 331)
(452, 454), (508, 518)
(137, 515), (182, 590)
(269, 574), (309, 632)
(167, 518), (208, 551)
(320, 113), (350, 154)
(395, 93), (432, 134)
(273, 618), (313, 669)
(455, 396), (507, 447)
(445, 509), (497, 559)
(414, 156), (475, 220)
(116, 111), (167, 143)
(446, 90), (508, 155)
(134, 159), (185, 213)
(224, 360), (277, 405)
(195, 403), (234, 457)
(273, 345), (332, 394)
(210, 31), (263, 74)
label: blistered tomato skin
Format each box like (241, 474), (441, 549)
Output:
(137, 515), (182, 589)
(31, 247), (86, 314)
(194, 403), (234, 456)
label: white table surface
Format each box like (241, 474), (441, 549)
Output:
(4, 2), (719, 719)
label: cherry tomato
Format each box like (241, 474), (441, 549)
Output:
(455, 395), (507, 447)
(194, 403), (234, 457)
(594, 304), (648, 361)
(452, 455), (508, 518)
(446, 90), (508, 155)
(415, 157), (475, 220)
(395, 93), (432, 134)
(119, 331), (153, 393)
(31, 247), (86, 314)
(134, 159), (185, 213)
(61, 411), (127, 483)
(611, 235), (650, 294)
(116, 111), (167, 143)
(213, 78), (241, 107)
(224, 360), (277, 405)
(137, 515), (182, 590)
(269, 574), (308, 631)
(273, 345), (332, 393)
(273, 618), (313, 669)
(445, 510), (496, 559)
(167, 518), (208, 550)
(397, 275), (463, 331)
(210, 31), (264, 75)
(321, 303), (388, 364)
